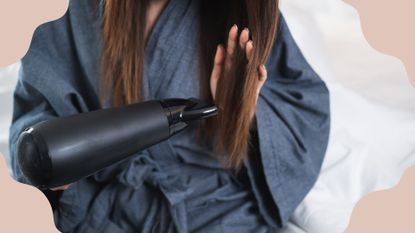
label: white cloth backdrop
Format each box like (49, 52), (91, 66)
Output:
(1, 0), (415, 232)
(280, 0), (415, 232)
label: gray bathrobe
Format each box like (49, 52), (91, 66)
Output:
(8, 0), (330, 232)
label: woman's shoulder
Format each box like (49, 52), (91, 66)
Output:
(267, 14), (322, 83)
(25, 1), (102, 64)
(20, 0), (102, 111)
(68, 0), (102, 26)
(269, 14), (299, 61)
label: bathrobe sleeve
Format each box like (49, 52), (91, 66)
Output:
(8, 1), (102, 184)
(7, 2), (117, 230)
(251, 16), (330, 227)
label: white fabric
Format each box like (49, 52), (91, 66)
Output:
(1, 0), (415, 232)
(0, 63), (19, 174)
(280, 0), (415, 232)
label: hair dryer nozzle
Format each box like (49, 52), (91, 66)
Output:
(160, 98), (217, 135)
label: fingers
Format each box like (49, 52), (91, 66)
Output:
(211, 25), (267, 103)
(227, 25), (253, 71)
(214, 44), (226, 66)
(245, 40), (254, 61)
(224, 25), (264, 86)
(226, 25), (238, 59)
(239, 28), (250, 49)
(225, 25), (238, 71)
(239, 27), (253, 61)
(252, 65), (267, 119)
(210, 45), (225, 100)
(257, 64), (267, 95)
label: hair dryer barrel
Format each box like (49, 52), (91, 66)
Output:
(17, 100), (170, 189)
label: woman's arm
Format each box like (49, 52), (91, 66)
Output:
(8, 1), (107, 230)
(9, 78), (59, 184)
(8, 0), (107, 184)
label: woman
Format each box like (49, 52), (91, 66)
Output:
(8, 0), (330, 232)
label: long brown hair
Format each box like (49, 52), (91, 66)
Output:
(101, 0), (279, 168)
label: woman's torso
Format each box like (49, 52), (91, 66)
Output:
(55, 0), (274, 232)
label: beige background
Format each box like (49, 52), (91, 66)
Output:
(0, 153), (58, 232)
(344, 0), (415, 232)
(0, 0), (414, 232)
(0, 0), (68, 67)
(0, 1), (68, 232)
(345, 0), (415, 86)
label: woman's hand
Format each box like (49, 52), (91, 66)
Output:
(210, 25), (268, 119)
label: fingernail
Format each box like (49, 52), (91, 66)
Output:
(214, 45), (222, 62)
(233, 24), (238, 31)
(247, 40), (253, 48)
(258, 64), (266, 72)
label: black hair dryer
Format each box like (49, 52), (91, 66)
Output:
(16, 98), (217, 189)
